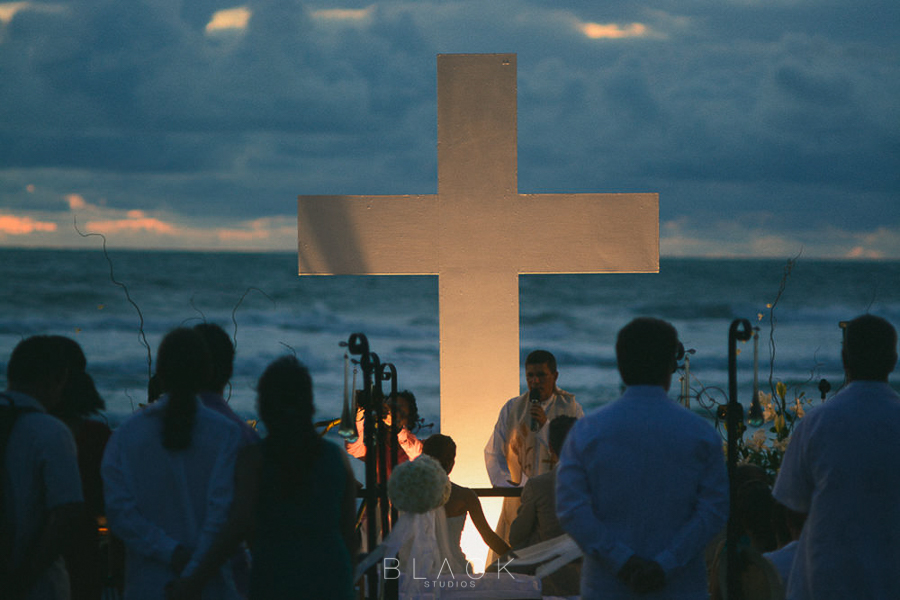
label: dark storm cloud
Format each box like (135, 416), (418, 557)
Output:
(0, 0), (897, 255)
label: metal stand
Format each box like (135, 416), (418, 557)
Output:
(344, 333), (400, 600)
(726, 319), (753, 600)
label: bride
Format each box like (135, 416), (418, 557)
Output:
(420, 434), (510, 569)
(356, 452), (544, 598)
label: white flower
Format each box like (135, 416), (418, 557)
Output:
(748, 429), (768, 452)
(388, 455), (451, 514)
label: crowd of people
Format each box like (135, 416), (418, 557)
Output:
(1, 314), (897, 599)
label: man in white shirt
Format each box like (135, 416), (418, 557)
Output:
(484, 350), (583, 563)
(556, 318), (728, 599)
(773, 314), (900, 600)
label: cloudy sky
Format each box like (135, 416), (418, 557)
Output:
(1, 0), (898, 258)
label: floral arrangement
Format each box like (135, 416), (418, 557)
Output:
(388, 455), (451, 514)
(737, 381), (817, 484)
(732, 255), (828, 484)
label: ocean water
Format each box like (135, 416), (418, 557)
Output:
(1, 248), (899, 433)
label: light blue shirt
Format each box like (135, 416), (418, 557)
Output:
(773, 380), (900, 600)
(556, 385), (728, 599)
(102, 396), (242, 600)
(2, 390), (83, 600)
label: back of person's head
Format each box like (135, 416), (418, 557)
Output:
(256, 355), (318, 497)
(735, 479), (778, 553)
(192, 323), (234, 393)
(525, 349), (557, 373)
(48, 335), (105, 420)
(843, 314), (898, 382)
(257, 355), (314, 433)
(147, 373), (164, 404)
(548, 415), (577, 457)
(156, 328), (212, 450)
(422, 433), (457, 473)
(615, 317), (679, 386)
(6, 335), (69, 404)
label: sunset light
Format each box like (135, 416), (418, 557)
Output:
(579, 21), (648, 39)
(205, 6), (251, 33)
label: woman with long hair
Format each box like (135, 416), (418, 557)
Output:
(48, 336), (112, 600)
(101, 328), (243, 600)
(250, 355), (358, 599)
(166, 355), (358, 600)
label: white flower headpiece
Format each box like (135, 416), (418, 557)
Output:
(388, 455), (451, 514)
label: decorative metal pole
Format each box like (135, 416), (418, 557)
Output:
(726, 318), (753, 600)
(345, 333), (379, 600)
(748, 327), (764, 427)
(380, 361), (399, 600)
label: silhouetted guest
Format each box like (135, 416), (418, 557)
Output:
(102, 328), (243, 600)
(557, 317), (729, 598)
(508, 415), (581, 598)
(708, 479), (784, 600)
(2, 335), (84, 599)
(763, 503), (806, 590)
(48, 336), (113, 600)
(192, 323), (259, 447)
(168, 356), (358, 600)
(192, 323), (259, 598)
(249, 356), (358, 599)
(773, 314), (900, 600)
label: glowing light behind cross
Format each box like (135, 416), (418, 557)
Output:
(298, 54), (658, 570)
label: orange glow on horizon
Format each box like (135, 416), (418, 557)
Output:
(0, 214), (58, 235)
(85, 216), (176, 235)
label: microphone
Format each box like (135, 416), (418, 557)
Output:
(529, 388), (541, 432)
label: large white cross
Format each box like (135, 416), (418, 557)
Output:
(298, 54), (658, 492)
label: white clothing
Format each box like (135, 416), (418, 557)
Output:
(763, 540), (798, 590)
(2, 390), (83, 600)
(484, 389), (583, 488)
(484, 389), (582, 567)
(356, 508), (542, 599)
(445, 513), (470, 572)
(556, 385), (728, 599)
(101, 396), (242, 600)
(772, 381), (900, 600)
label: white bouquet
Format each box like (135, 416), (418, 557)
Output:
(388, 455), (451, 514)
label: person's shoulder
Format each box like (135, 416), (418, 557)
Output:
(556, 389), (577, 403)
(504, 392), (526, 407)
(197, 402), (244, 438)
(456, 483), (478, 505)
(525, 469), (555, 491)
(496, 393), (526, 418)
(15, 409), (72, 440)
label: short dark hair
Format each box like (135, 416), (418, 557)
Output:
(843, 314), (898, 381)
(422, 433), (456, 473)
(7, 335), (69, 389)
(525, 350), (557, 373)
(548, 415), (577, 456)
(615, 317), (679, 386)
